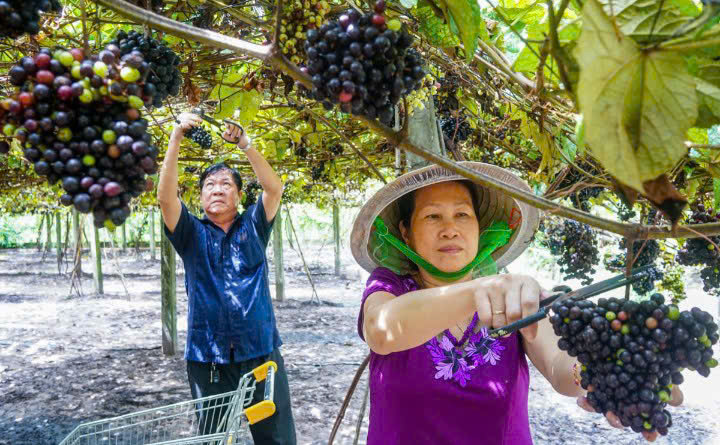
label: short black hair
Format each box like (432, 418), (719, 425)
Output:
(398, 180), (481, 231)
(198, 163), (243, 192)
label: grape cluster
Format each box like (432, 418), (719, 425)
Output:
(329, 144), (343, 155)
(617, 202), (637, 222)
(107, 30), (182, 108)
(278, 0), (331, 65)
(242, 180), (262, 208)
(605, 239), (663, 294)
(555, 161), (604, 212)
(657, 265), (686, 304)
(676, 205), (720, 295)
(311, 162), (326, 181)
(550, 293), (718, 437)
(294, 143), (308, 158)
(301, 1), (426, 126)
(0, 0), (60, 39)
(440, 116), (471, 143)
(0, 46), (160, 228)
(185, 126), (212, 149)
(433, 73), (459, 114)
(543, 220), (600, 285)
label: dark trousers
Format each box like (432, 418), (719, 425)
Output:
(187, 348), (297, 445)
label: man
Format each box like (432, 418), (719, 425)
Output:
(157, 112), (295, 444)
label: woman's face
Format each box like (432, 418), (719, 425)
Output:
(400, 181), (480, 275)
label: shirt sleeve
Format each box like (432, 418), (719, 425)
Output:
(357, 267), (409, 341)
(247, 193), (275, 247)
(162, 201), (199, 257)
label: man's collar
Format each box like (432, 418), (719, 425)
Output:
(201, 209), (242, 229)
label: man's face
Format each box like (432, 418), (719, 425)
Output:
(201, 169), (241, 219)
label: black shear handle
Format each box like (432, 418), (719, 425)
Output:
(488, 309), (549, 339)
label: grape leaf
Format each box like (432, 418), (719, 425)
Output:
(416, 6), (459, 48)
(687, 127), (708, 144)
(211, 73), (245, 120)
(714, 179), (720, 210)
(695, 78), (720, 129)
(437, 0), (486, 62)
(575, 0), (698, 191)
(236, 90), (263, 125)
(597, 0), (696, 42)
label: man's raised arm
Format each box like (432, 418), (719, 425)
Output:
(157, 113), (202, 233)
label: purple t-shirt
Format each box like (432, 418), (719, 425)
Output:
(358, 267), (532, 445)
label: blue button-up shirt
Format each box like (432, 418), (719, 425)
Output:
(163, 198), (282, 364)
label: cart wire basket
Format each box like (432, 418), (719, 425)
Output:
(59, 361), (278, 445)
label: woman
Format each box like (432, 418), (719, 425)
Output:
(350, 162), (680, 444)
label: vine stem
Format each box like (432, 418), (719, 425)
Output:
(95, 0), (720, 241)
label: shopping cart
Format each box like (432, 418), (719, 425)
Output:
(59, 361), (278, 445)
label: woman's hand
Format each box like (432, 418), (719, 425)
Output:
(171, 112), (203, 139)
(472, 274), (548, 341)
(576, 385), (683, 442)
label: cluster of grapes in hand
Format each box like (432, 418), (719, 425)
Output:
(0, 0), (60, 39)
(676, 205), (720, 295)
(185, 126), (213, 149)
(300, 0), (426, 127)
(1, 44), (161, 228)
(605, 239), (663, 295)
(107, 30), (182, 108)
(550, 293), (718, 437)
(543, 219), (600, 285)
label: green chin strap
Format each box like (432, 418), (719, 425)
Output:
(372, 217), (513, 282)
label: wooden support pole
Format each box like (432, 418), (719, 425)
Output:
(333, 201), (341, 276)
(161, 228), (178, 355)
(150, 208), (156, 261)
(55, 212), (62, 252)
(72, 209), (82, 276)
(272, 206), (285, 302)
(45, 211), (51, 251)
(121, 221), (127, 252)
(88, 218), (103, 295)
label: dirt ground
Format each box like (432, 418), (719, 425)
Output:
(0, 246), (719, 445)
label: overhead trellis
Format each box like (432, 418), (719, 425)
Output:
(0, 0), (719, 239)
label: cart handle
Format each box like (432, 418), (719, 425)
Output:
(245, 361), (277, 425)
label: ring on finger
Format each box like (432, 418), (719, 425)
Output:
(493, 310), (505, 315)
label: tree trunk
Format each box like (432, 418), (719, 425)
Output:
(273, 206), (285, 302)
(88, 218), (103, 294)
(150, 208), (156, 260)
(161, 229), (178, 355)
(333, 201), (341, 276)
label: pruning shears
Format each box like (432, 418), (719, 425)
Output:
(191, 108), (244, 144)
(488, 264), (654, 338)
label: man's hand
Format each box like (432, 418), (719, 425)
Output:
(171, 112), (203, 139)
(223, 121), (251, 150)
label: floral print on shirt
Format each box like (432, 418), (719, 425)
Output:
(426, 327), (506, 387)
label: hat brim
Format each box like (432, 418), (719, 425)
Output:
(350, 162), (539, 275)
